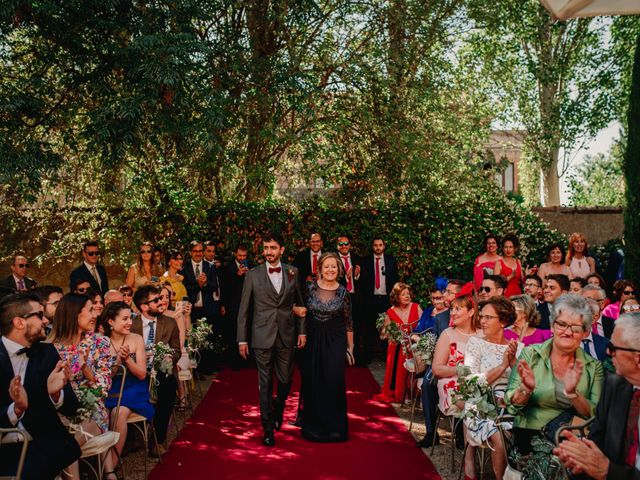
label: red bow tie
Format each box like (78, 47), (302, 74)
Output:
(269, 267), (282, 274)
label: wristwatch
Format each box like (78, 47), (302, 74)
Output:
(563, 389), (578, 399)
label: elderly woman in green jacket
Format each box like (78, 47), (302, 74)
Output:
(506, 294), (604, 455)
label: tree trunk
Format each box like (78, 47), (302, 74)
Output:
(624, 31), (640, 285)
(541, 147), (561, 206)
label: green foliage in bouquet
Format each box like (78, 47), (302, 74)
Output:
(66, 385), (103, 428)
(508, 436), (569, 480)
(448, 365), (497, 420)
(411, 332), (438, 365)
(152, 341), (175, 376)
(187, 318), (214, 355)
(376, 313), (403, 344)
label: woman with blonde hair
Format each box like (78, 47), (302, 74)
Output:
(566, 232), (595, 279)
(125, 241), (164, 292)
(505, 295), (552, 346)
(374, 282), (422, 403)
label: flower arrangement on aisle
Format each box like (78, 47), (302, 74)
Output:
(447, 365), (497, 421)
(149, 341), (175, 403)
(411, 332), (438, 365)
(376, 313), (403, 344)
(65, 385), (104, 433)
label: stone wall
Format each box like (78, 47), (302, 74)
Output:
(532, 206), (623, 245)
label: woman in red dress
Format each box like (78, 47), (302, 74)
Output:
(374, 282), (422, 403)
(494, 233), (523, 296)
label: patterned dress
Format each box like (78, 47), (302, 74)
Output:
(54, 332), (114, 432)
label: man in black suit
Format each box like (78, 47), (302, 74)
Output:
(293, 232), (323, 286)
(220, 244), (251, 369)
(538, 273), (570, 330)
(69, 241), (109, 295)
(0, 255), (37, 293)
(580, 298), (609, 361)
(555, 312), (640, 479)
(336, 234), (362, 356)
(181, 240), (219, 373)
(583, 284), (616, 338)
(0, 293), (80, 479)
(132, 285), (181, 456)
(358, 237), (399, 365)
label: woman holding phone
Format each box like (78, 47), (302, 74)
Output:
(125, 241), (164, 292)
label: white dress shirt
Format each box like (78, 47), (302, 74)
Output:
(373, 255), (387, 295)
(581, 333), (598, 359)
(141, 314), (157, 346)
(593, 316), (605, 337)
(268, 262), (283, 294)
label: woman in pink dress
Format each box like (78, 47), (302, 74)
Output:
(494, 233), (523, 296)
(473, 235), (502, 290)
(504, 295), (552, 346)
(374, 282), (422, 403)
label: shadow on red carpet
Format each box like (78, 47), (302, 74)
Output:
(150, 367), (441, 480)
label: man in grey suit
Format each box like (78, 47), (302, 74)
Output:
(237, 231), (307, 447)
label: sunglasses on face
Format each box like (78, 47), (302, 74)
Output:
(623, 304), (640, 312)
(144, 297), (161, 305)
(122, 292), (132, 297)
(16, 263), (29, 269)
(479, 286), (492, 293)
(338, 242), (349, 246)
(623, 290), (637, 296)
(23, 311), (44, 321)
(85, 251), (100, 257)
(77, 287), (89, 293)
(171, 256), (184, 261)
(140, 249), (152, 254)
(607, 341), (640, 353)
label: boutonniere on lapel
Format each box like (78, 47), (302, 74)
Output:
(286, 268), (296, 281)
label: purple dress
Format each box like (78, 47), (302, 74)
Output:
(504, 328), (552, 346)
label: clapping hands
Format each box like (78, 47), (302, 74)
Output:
(563, 359), (584, 395)
(9, 376), (28, 416)
(517, 359), (536, 391)
(47, 360), (71, 401)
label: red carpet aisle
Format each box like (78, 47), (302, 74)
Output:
(149, 367), (441, 480)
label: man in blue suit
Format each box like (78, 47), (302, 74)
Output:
(69, 241), (109, 295)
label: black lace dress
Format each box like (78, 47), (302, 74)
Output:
(301, 282), (353, 442)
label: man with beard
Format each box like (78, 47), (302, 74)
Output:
(32, 285), (63, 336)
(132, 285), (181, 456)
(358, 237), (399, 365)
(237, 232), (307, 447)
(0, 293), (80, 479)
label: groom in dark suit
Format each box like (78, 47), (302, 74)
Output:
(237, 232), (307, 447)
(0, 293), (80, 479)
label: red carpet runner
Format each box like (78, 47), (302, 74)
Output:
(150, 367), (441, 480)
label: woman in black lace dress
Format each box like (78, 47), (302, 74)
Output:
(301, 252), (354, 442)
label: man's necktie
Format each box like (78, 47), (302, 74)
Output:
(581, 339), (591, 356)
(343, 255), (353, 292)
(16, 346), (36, 358)
(625, 390), (640, 466)
(269, 267), (282, 274)
(147, 321), (156, 346)
(195, 264), (201, 278)
(592, 321), (599, 335)
(17, 279), (25, 291)
(312, 254), (318, 275)
(375, 257), (381, 290)
(90, 266), (101, 289)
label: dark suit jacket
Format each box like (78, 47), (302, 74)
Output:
(293, 249), (322, 285)
(434, 309), (451, 338)
(359, 253), (399, 297)
(537, 301), (551, 330)
(180, 260), (217, 307)
(0, 340), (80, 478)
(132, 314), (181, 367)
(600, 315), (615, 339)
(0, 275), (37, 292)
(586, 333), (608, 361)
(587, 373), (640, 480)
(337, 252), (361, 292)
(237, 263), (305, 349)
(220, 259), (250, 314)
(69, 263), (108, 295)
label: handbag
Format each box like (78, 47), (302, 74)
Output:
(541, 409), (577, 442)
(503, 464), (523, 480)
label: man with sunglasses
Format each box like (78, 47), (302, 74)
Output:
(0, 293), (80, 478)
(132, 285), (180, 456)
(0, 255), (37, 293)
(555, 312), (640, 479)
(32, 285), (63, 336)
(335, 235), (362, 358)
(479, 274), (506, 301)
(69, 241), (109, 295)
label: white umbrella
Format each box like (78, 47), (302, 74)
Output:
(541, 0), (640, 20)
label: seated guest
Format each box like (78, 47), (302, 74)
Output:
(414, 282), (448, 333)
(100, 302), (154, 472)
(0, 255), (37, 292)
(69, 241), (108, 295)
(523, 274), (543, 302)
(479, 274), (507, 301)
(537, 243), (571, 286)
(48, 293), (115, 479)
(586, 272), (607, 289)
(538, 273), (570, 330)
(570, 277), (587, 294)
(433, 285), (481, 415)
(582, 299), (609, 361)
(88, 290), (105, 319)
(118, 285), (134, 307)
(603, 279), (637, 321)
(505, 294), (552, 346)
(32, 285), (63, 335)
(72, 279), (91, 294)
(104, 289), (124, 305)
(462, 296), (520, 480)
(0, 293), (80, 480)
(621, 297), (640, 315)
(582, 284), (615, 339)
(162, 250), (188, 308)
(132, 285), (180, 455)
(505, 294), (604, 456)
(125, 242), (164, 292)
(554, 312), (640, 479)
(374, 282), (422, 403)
